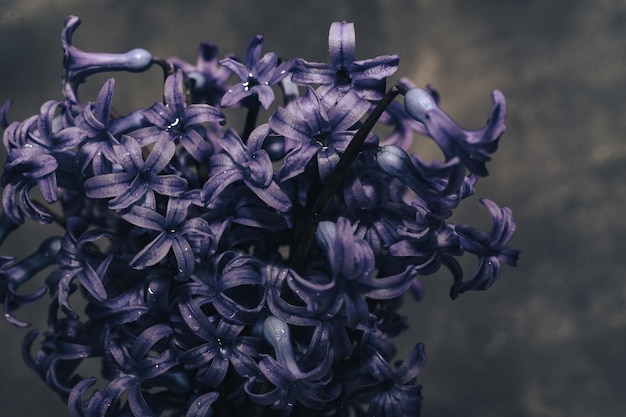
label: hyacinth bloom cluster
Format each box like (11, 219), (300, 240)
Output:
(0, 16), (519, 417)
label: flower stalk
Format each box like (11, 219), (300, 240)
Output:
(0, 17), (519, 417)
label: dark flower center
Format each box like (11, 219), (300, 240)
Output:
(166, 117), (185, 135)
(243, 75), (260, 91)
(335, 66), (352, 86)
(313, 131), (331, 150)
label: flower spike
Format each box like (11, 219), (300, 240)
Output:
(0, 18), (518, 417)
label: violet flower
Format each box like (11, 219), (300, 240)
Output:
(182, 250), (267, 325)
(0, 237), (61, 327)
(292, 21), (400, 103)
(220, 34), (293, 110)
(0, 18), (519, 417)
(133, 70), (225, 162)
(1, 146), (58, 224)
(451, 198), (520, 298)
(46, 217), (111, 317)
(356, 343), (426, 417)
(201, 125), (291, 213)
(170, 42), (233, 106)
(84, 135), (187, 211)
(269, 87), (371, 181)
(121, 197), (216, 280)
(73, 78), (121, 175)
(245, 316), (340, 414)
(176, 294), (261, 387)
(404, 87), (507, 177)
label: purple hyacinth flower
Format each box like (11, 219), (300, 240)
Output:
(451, 198), (520, 298)
(220, 34), (293, 110)
(70, 324), (178, 416)
(291, 21), (400, 103)
(62, 15), (152, 103)
(244, 316), (339, 413)
(184, 391), (219, 417)
(201, 125), (291, 213)
(22, 316), (94, 395)
(404, 87), (507, 176)
(313, 218), (418, 329)
(84, 135), (187, 211)
(183, 250), (267, 325)
(176, 294), (261, 387)
(30, 100), (86, 152)
(0, 237), (61, 327)
(357, 343), (426, 417)
(46, 217), (111, 317)
(134, 70), (225, 162)
(121, 198), (216, 279)
(74, 78), (121, 175)
(170, 42), (233, 106)
(376, 144), (467, 218)
(1, 146), (58, 224)
(269, 87), (371, 181)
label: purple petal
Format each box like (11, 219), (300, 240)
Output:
(94, 78), (116, 123)
(130, 323), (173, 361)
(164, 70), (187, 115)
(185, 392), (219, 417)
(183, 103), (225, 126)
(150, 175), (188, 197)
(219, 57), (249, 81)
(349, 55), (400, 81)
(179, 128), (213, 162)
(128, 385), (157, 417)
(84, 172), (133, 199)
(144, 137), (176, 174)
(254, 84), (276, 110)
(171, 237), (195, 279)
(291, 59), (335, 85)
(246, 35), (264, 69)
(328, 90), (370, 131)
(130, 233), (172, 269)
(268, 106), (311, 143)
(220, 83), (251, 108)
(121, 205), (165, 231)
(108, 176), (150, 210)
(329, 21), (356, 67)
(113, 135), (144, 173)
(77, 262), (107, 302)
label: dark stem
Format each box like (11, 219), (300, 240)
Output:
(288, 85), (407, 274)
(242, 100), (261, 144)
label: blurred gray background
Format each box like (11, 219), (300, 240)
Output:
(0, 0), (625, 416)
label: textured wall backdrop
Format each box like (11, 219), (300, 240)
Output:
(0, 0), (624, 416)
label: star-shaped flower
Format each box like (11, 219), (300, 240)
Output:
(84, 135), (187, 211)
(220, 34), (293, 110)
(291, 21), (399, 103)
(121, 198), (217, 279)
